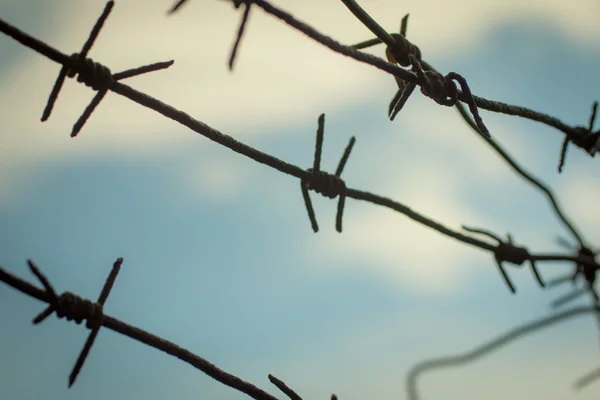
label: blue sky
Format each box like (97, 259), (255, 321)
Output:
(1, 0), (600, 399)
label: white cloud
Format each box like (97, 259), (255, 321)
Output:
(181, 156), (252, 201)
(0, 0), (597, 209)
(559, 172), (600, 246)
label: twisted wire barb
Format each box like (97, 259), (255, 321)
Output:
(349, 9), (586, 248)
(0, 262), (282, 400)
(410, 55), (489, 137)
(170, 0), (599, 162)
(301, 114), (355, 233)
(462, 226), (544, 293)
(0, 0), (597, 302)
(21, 258), (121, 387)
(558, 101), (599, 173)
(349, 10), (491, 138)
(2, 2), (600, 396)
(352, 14), (483, 143)
(547, 243), (599, 309)
(39, 1), (174, 137)
(405, 306), (600, 400)
(341, 0), (598, 161)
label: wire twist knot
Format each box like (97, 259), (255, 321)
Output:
(304, 168), (346, 199)
(53, 291), (104, 330)
(547, 243), (599, 309)
(575, 247), (597, 285)
(410, 55), (458, 107)
(558, 102), (599, 172)
(385, 32), (421, 67)
(494, 242), (530, 266)
(463, 226), (544, 293)
(301, 114), (355, 233)
(66, 53), (113, 91)
(27, 257), (123, 387)
(41, 2), (174, 137)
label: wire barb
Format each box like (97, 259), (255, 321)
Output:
(547, 244), (598, 308)
(301, 114), (355, 233)
(229, 1), (252, 70)
(268, 374), (303, 400)
(26, 258), (123, 387)
(346, 11), (490, 137)
(462, 226), (543, 292)
(349, 13), (420, 122)
(557, 101), (599, 172)
(1, 1), (600, 395)
(411, 57), (490, 137)
(39, 1), (174, 137)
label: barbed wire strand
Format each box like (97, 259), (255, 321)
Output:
(301, 114), (355, 233)
(334, 0), (599, 158)
(0, 1), (599, 398)
(406, 306), (600, 400)
(0, 262), (282, 400)
(0, 7), (596, 268)
(462, 226), (545, 293)
(341, 3), (587, 247)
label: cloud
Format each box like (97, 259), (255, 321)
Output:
(180, 155), (253, 202)
(0, 0), (597, 207)
(558, 172), (600, 246)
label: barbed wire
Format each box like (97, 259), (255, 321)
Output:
(1, 2), (595, 273)
(405, 306), (600, 400)
(0, 259), (284, 400)
(0, 0), (599, 398)
(200, 0), (600, 168)
(169, 0), (590, 247)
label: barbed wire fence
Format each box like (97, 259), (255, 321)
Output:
(0, 0), (599, 398)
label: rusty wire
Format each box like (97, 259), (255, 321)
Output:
(337, 0), (600, 161)
(167, 0), (600, 164)
(0, 260), (281, 400)
(3, 2), (591, 264)
(342, 3), (587, 248)
(169, 0), (590, 249)
(0, 0), (599, 398)
(301, 114), (355, 233)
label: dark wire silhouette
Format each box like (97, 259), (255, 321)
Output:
(406, 306), (600, 400)
(1, 5), (595, 269)
(0, 0), (598, 398)
(346, 5), (587, 248)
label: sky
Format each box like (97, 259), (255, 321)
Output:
(1, 0), (600, 399)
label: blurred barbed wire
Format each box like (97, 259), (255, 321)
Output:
(0, 0), (598, 398)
